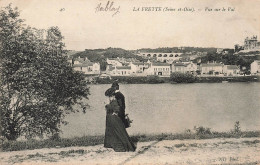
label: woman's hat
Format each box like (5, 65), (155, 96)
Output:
(111, 81), (119, 88)
(105, 87), (116, 97)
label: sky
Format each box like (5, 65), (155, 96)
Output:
(0, 0), (260, 50)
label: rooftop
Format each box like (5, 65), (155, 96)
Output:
(108, 65), (131, 71)
(201, 63), (223, 67)
(73, 63), (93, 67)
(226, 65), (240, 70)
(152, 63), (170, 66)
(116, 66), (131, 70)
(173, 63), (187, 67)
(132, 62), (150, 65)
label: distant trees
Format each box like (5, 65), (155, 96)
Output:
(0, 5), (90, 140)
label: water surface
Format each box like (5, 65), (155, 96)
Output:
(61, 83), (260, 138)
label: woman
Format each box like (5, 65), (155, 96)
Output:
(104, 87), (136, 152)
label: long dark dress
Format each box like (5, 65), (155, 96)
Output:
(114, 91), (127, 127)
(104, 100), (136, 152)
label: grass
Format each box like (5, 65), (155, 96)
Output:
(1, 131), (260, 152)
(1, 135), (104, 152)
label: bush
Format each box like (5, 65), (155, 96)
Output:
(194, 126), (212, 135)
(146, 75), (165, 84)
(170, 72), (197, 83)
(94, 76), (166, 84)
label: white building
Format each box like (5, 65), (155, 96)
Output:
(130, 62), (151, 75)
(147, 63), (171, 77)
(106, 58), (123, 66)
(72, 57), (100, 75)
(201, 63), (224, 75)
(251, 60), (260, 74)
(106, 65), (132, 76)
(223, 65), (240, 76)
(73, 62), (100, 75)
(172, 62), (197, 74)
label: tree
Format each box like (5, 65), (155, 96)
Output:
(0, 4), (90, 140)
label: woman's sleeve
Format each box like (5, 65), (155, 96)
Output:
(111, 101), (120, 113)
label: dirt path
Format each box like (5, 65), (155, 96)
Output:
(1, 137), (260, 165)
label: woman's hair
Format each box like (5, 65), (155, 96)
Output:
(105, 87), (116, 97)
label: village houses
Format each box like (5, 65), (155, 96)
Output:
(172, 61), (197, 74)
(106, 65), (132, 76)
(148, 63), (171, 77)
(223, 65), (240, 76)
(200, 62), (224, 75)
(70, 57), (101, 75)
(130, 61), (151, 76)
(106, 58), (123, 66)
(251, 60), (260, 74)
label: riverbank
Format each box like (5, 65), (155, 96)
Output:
(1, 137), (259, 165)
(93, 75), (260, 84)
(2, 130), (260, 152)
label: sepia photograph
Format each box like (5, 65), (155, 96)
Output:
(0, 0), (260, 164)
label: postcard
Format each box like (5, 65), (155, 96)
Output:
(0, 0), (259, 164)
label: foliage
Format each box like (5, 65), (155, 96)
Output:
(232, 121), (241, 135)
(2, 130), (260, 151)
(146, 75), (165, 83)
(170, 72), (197, 83)
(95, 76), (166, 84)
(0, 4), (89, 140)
(93, 75), (259, 84)
(196, 75), (259, 83)
(194, 126), (212, 135)
(2, 135), (104, 151)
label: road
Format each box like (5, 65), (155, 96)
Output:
(1, 137), (259, 165)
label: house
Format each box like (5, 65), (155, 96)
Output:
(172, 63), (186, 73)
(147, 63), (171, 77)
(217, 48), (224, 54)
(130, 62), (151, 75)
(172, 62), (197, 74)
(200, 63), (223, 75)
(72, 57), (100, 75)
(223, 65), (240, 76)
(106, 65), (132, 76)
(117, 57), (139, 64)
(251, 60), (260, 74)
(106, 58), (123, 66)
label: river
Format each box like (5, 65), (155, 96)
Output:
(61, 83), (260, 138)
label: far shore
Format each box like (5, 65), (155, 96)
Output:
(90, 75), (260, 84)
